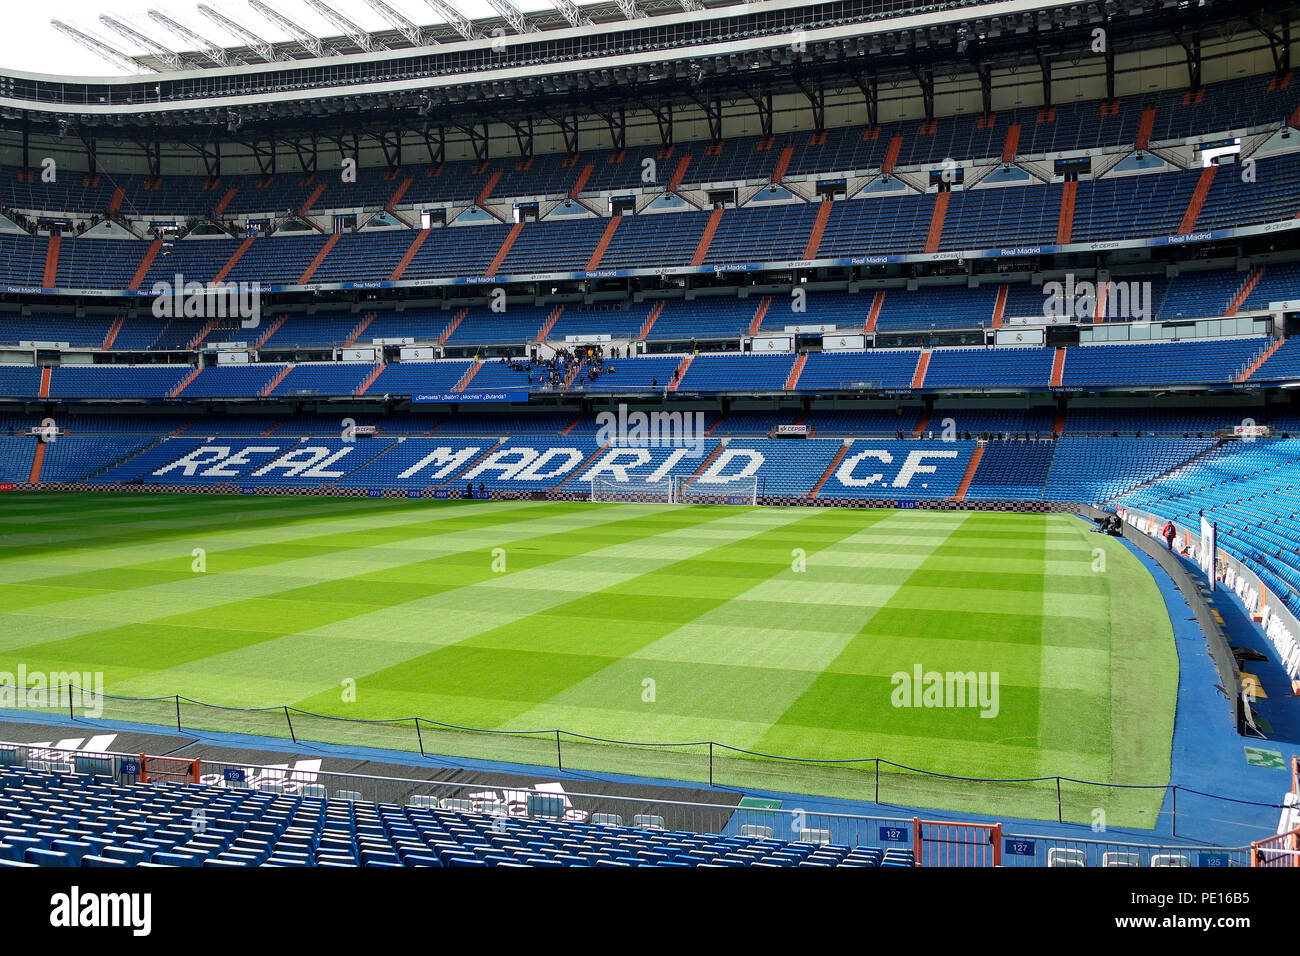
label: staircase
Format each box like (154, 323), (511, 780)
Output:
(910, 350), (931, 389)
(86, 435), (169, 481)
(1049, 347), (1067, 387)
(864, 291), (885, 334)
(1135, 108), (1157, 151)
(953, 445), (985, 501)
(386, 176), (414, 210)
(212, 237), (254, 284)
(534, 306), (564, 343)
(586, 216), (621, 270)
(1001, 124), (1021, 163)
(882, 135), (903, 174)
(1237, 338), (1284, 383)
(38, 367), (51, 398)
(747, 296), (772, 336)
(329, 438), (404, 489)
(1092, 283), (1110, 323)
(569, 164), (594, 198)
(691, 208), (724, 266)
(128, 239), (163, 290)
(486, 222), (524, 275)
(344, 312), (377, 347)
(169, 366), (202, 398)
(681, 443), (726, 493)
(433, 438), (505, 491)
(1107, 440), (1227, 505)
(298, 232), (341, 284)
(667, 156), (692, 191)
(668, 354), (693, 392)
(260, 365), (292, 397)
(991, 286), (1008, 329)
(476, 170), (502, 206)
(28, 440), (47, 484)
(923, 192), (950, 254)
(390, 229), (430, 281)
(802, 199), (833, 260)
(355, 363), (385, 396)
(43, 234), (60, 288)
(784, 353), (807, 391)
(452, 361), (482, 392)
(1178, 165), (1218, 234)
(213, 186), (239, 216)
(187, 320), (216, 350)
(1226, 266), (1266, 316)
(636, 301), (664, 340)
(771, 145), (795, 184)
(912, 409), (930, 438)
(439, 308), (469, 346)
(560, 362), (584, 392)
(807, 444), (849, 498)
(550, 442), (611, 493)
(298, 182), (327, 217)
(1056, 180), (1078, 244)
(102, 317), (124, 350)
(254, 314), (287, 349)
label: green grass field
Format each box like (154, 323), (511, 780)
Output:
(0, 493), (1178, 825)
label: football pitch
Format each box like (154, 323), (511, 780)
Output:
(0, 493), (1178, 825)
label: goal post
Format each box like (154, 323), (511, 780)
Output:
(675, 476), (758, 506)
(588, 475), (759, 505)
(590, 476), (676, 503)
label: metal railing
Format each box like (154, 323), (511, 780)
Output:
(0, 740), (1260, 866)
(1250, 828), (1299, 867)
(0, 682), (1287, 840)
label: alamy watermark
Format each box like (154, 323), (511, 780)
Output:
(0, 666), (104, 718)
(595, 403), (708, 454)
(50, 887), (151, 937)
(1042, 275), (1152, 324)
(890, 664), (1000, 718)
(150, 273), (261, 329)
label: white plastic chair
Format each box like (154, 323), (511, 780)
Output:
(1048, 847), (1086, 867)
(1103, 851), (1142, 867)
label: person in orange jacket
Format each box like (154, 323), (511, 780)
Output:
(1162, 520), (1176, 551)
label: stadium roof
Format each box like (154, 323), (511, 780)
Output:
(50, 0), (735, 74)
(4, 0), (1294, 163)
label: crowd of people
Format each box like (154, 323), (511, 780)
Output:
(497, 343), (630, 389)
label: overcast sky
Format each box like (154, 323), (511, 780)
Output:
(10, 0), (576, 77)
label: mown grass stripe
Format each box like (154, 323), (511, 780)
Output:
(0, 499), (588, 587)
(131, 508), (812, 708)
(500, 509), (952, 749)
(0, 503), (735, 690)
(303, 508), (893, 731)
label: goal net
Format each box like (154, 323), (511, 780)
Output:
(675, 476), (758, 506)
(590, 476), (676, 503)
